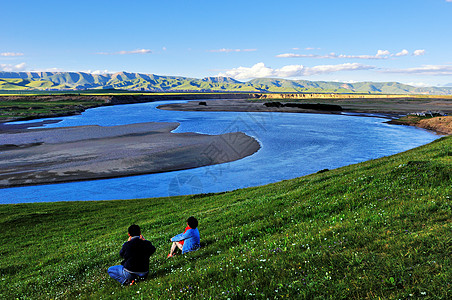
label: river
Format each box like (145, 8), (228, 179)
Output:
(0, 100), (440, 204)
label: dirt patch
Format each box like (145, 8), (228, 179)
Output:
(416, 116), (452, 135)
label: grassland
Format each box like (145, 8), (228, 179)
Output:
(0, 135), (450, 299)
(0, 96), (107, 122)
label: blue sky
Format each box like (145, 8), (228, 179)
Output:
(1, 0), (452, 86)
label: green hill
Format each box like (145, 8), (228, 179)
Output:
(0, 136), (450, 299)
(1, 71), (452, 94)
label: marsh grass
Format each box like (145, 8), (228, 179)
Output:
(0, 137), (451, 299)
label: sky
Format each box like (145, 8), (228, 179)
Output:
(1, 0), (452, 86)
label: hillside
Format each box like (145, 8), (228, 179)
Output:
(0, 136), (450, 299)
(1, 71), (452, 95)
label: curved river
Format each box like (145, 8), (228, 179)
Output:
(0, 100), (440, 204)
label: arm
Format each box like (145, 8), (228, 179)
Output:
(171, 229), (193, 242)
(119, 242), (127, 258)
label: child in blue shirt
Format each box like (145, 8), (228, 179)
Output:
(167, 216), (200, 257)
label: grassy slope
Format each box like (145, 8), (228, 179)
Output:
(0, 137), (451, 299)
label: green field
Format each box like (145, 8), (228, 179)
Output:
(1, 136), (450, 299)
(0, 97), (106, 120)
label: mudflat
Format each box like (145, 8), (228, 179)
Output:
(158, 98), (452, 116)
(0, 122), (260, 188)
(158, 99), (452, 134)
(158, 100), (347, 115)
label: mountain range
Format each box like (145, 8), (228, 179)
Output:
(1, 71), (452, 95)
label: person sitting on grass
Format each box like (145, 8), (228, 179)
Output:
(167, 216), (200, 258)
(108, 224), (156, 285)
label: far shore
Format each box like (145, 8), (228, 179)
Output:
(157, 99), (452, 135)
(0, 122), (260, 188)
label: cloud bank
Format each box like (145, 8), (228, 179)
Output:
(97, 49), (152, 55)
(0, 63), (27, 72)
(218, 62), (374, 80)
(1, 52), (24, 57)
(207, 48), (257, 53)
(382, 65), (452, 76)
(276, 49), (425, 59)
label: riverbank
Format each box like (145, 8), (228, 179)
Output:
(0, 122), (260, 188)
(2, 93), (451, 124)
(387, 115), (452, 135)
(158, 99), (452, 135)
(1, 136), (450, 299)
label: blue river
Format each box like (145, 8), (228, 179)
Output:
(0, 100), (440, 204)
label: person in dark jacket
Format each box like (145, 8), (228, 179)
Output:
(108, 224), (156, 285)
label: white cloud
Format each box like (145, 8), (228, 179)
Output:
(42, 68), (64, 72)
(0, 52), (24, 57)
(92, 70), (111, 75)
(81, 69), (113, 75)
(303, 63), (375, 76)
(376, 50), (390, 57)
(218, 62), (374, 80)
(405, 82), (432, 87)
(97, 49), (152, 55)
(382, 65), (452, 75)
(207, 48), (257, 53)
(0, 62), (27, 71)
(413, 49), (426, 56)
(276, 50), (391, 60)
(276, 53), (319, 58)
(277, 49), (428, 60)
(395, 49), (409, 56)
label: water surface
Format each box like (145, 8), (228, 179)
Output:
(0, 100), (439, 204)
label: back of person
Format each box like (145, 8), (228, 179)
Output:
(108, 224), (156, 285)
(121, 236), (156, 273)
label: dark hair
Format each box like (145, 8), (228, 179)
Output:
(187, 216), (198, 229)
(128, 224), (141, 237)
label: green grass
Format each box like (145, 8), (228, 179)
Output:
(0, 98), (106, 120)
(0, 136), (451, 299)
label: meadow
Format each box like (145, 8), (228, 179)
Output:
(0, 135), (450, 299)
(0, 96), (106, 121)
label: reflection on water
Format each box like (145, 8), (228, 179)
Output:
(0, 100), (440, 204)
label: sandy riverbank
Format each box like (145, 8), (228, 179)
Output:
(0, 122), (260, 188)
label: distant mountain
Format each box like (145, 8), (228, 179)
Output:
(1, 71), (452, 95)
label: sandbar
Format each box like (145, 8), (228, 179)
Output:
(0, 122), (260, 188)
